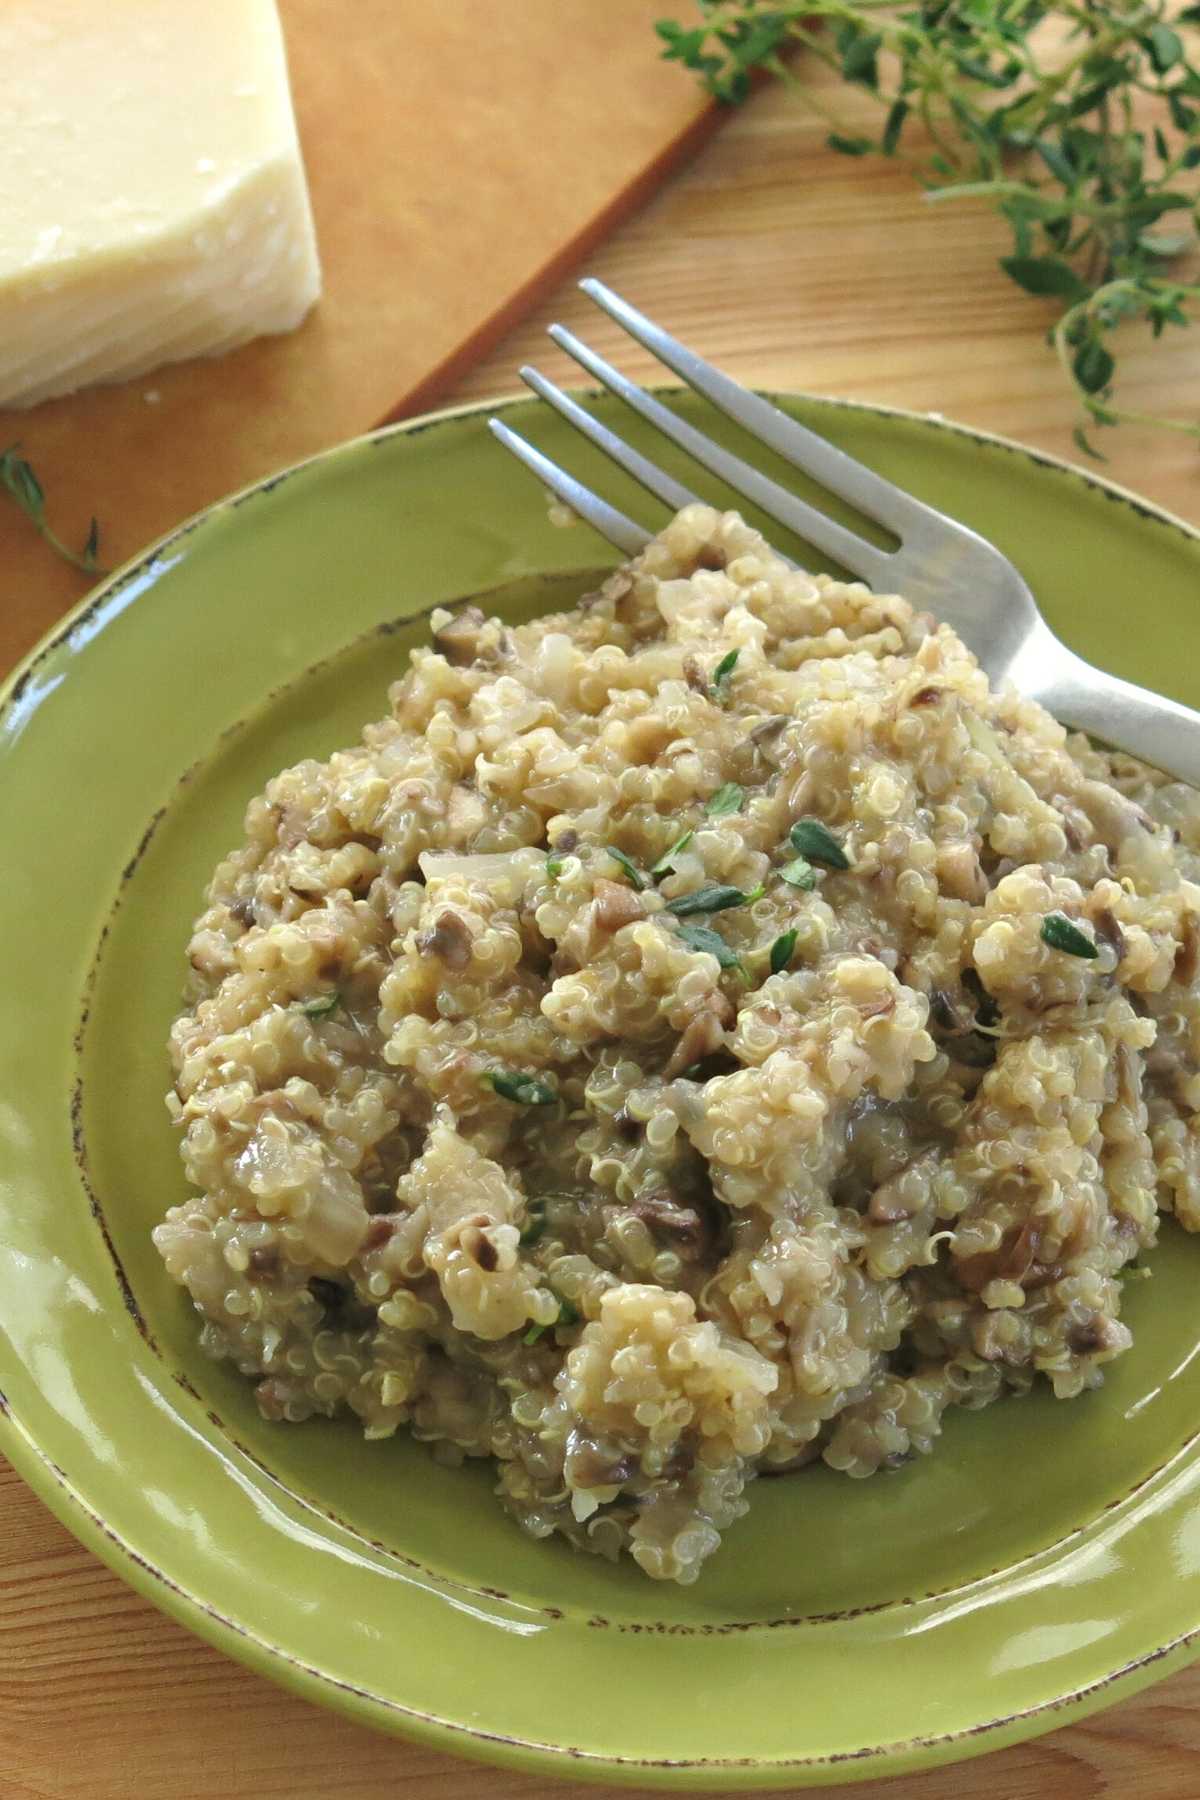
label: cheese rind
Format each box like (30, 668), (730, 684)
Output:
(0, 0), (321, 408)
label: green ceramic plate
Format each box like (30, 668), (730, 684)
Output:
(4, 392), (1200, 1788)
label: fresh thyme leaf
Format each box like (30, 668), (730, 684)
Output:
(1073, 339), (1115, 395)
(523, 1293), (581, 1344)
(651, 828), (694, 877)
(665, 883), (759, 916)
(711, 649), (739, 698)
(1140, 233), (1191, 260)
(1033, 139), (1075, 186)
(839, 25), (882, 85)
(1073, 423), (1108, 462)
(519, 1201), (547, 1247)
(705, 782), (745, 818)
(1040, 912), (1099, 958)
(606, 846), (648, 890)
(881, 99), (908, 156)
(487, 1069), (558, 1105)
(769, 929), (798, 973)
(1146, 23), (1183, 73)
(1001, 256), (1089, 303)
(655, 3), (1200, 444)
(674, 921), (744, 971)
(788, 818), (851, 869)
(298, 992), (340, 1020)
(827, 132), (873, 156)
(2, 448), (43, 517)
(0, 444), (108, 576)
(779, 857), (818, 890)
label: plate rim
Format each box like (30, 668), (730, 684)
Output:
(3, 388), (1200, 1788)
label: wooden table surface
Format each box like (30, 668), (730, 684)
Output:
(4, 63), (1200, 1800)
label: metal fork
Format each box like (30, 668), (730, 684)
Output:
(489, 279), (1200, 787)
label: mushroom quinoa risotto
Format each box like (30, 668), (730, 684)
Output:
(155, 503), (1200, 1584)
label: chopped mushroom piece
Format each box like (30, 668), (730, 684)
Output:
(416, 910), (472, 970)
(663, 1005), (729, 1078)
(433, 605), (486, 665)
(629, 1191), (709, 1254)
(1068, 1314), (1127, 1355)
(592, 879), (646, 933)
(682, 654), (707, 693)
(565, 1433), (637, 1489)
(867, 1184), (917, 1226)
(1093, 905), (1127, 960)
(1174, 912), (1199, 985)
(363, 1216), (395, 1250)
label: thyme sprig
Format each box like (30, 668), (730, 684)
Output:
(0, 446), (107, 575)
(1040, 909), (1100, 955)
(656, 0), (1200, 452)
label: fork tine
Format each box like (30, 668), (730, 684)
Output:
(520, 365), (702, 518)
(549, 323), (890, 586)
(580, 277), (925, 538)
(487, 419), (651, 557)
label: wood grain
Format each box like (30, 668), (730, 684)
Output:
(5, 59), (1200, 1800)
(0, 0), (716, 665)
(449, 74), (1200, 532)
(4, 1450), (1200, 1797)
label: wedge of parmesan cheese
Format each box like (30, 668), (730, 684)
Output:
(0, 0), (321, 409)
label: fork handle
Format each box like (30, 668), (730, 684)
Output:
(1030, 633), (1200, 788)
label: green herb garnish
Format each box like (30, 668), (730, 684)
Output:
(519, 1201), (547, 1247)
(1040, 912), (1099, 958)
(769, 929), (798, 974)
(779, 858), (818, 891)
(606, 846), (648, 891)
(651, 828), (694, 877)
(675, 922), (744, 972)
(523, 1294), (582, 1344)
(545, 857), (564, 878)
(665, 882), (762, 916)
(298, 992), (340, 1020)
(656, 4), (1200, 451)
(0, 445), (107, 576)
(789, 818), (851, 869)
(487, 1069), (558, 1105)
(711, 648), (740, 698)
(705, 782), (745, 818)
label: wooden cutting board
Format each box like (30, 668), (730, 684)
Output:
(0, 0), (718, 655)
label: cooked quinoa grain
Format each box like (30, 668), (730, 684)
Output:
(154, 504), (1200, 1583)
